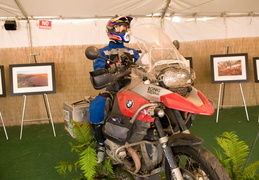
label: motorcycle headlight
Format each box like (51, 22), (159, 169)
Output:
(158, 67), (193, 89)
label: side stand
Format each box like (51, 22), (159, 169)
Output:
(20, 94), (56, 139)
(216, 83), (249, 123)
(0, 112), (9, 140)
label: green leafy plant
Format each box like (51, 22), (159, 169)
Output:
(56, 121), (114, 180)
(215, 131), (259, 180)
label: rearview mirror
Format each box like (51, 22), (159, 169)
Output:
(85, 46), (99, 60)
(173, 40), (180, 50)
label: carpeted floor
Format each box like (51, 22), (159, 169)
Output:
(0, 106), (258, 179)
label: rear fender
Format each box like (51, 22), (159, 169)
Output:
(168, 133), (203, 146)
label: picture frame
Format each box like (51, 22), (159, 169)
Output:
(185, 57), (193, 69)
(210, 53), (249, 83)
(253, 57), (259, 83)
(9, 62), (56, 96)
(0, 65), (6, 97)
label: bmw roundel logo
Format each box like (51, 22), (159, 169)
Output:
(126, 100), (134, 108)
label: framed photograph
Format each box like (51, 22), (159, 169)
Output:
(253, 57), (259, 82)
(185, 57), (193, 69)
(9, 62), (56, 96)
(210, 53), (249, 83)
(0, 65), (6, 97)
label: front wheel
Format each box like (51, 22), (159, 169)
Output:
(165, 145), (230, 180)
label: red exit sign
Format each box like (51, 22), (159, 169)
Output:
(39, 20), (52, 29)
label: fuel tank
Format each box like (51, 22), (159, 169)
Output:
(116, 90), (154, 122)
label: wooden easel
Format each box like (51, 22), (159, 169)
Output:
(20, 54), (56, 139)
(216, 46), (249, 123)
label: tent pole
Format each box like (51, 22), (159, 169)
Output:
(27, 20), (33, 47)
(15, 0), (28, 18)
(15, 0), (33, 48)
(161, 0), (171, 17)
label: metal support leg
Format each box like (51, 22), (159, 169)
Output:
(244, 129), (259, 169)
(0, 112), (8, 140)
(20, 95), (27, 139)
(216, 83), (223, 123)
(239, 83), (249, 121)
(217, 46), (249, 122)
(216, 83), (249, 123)
(20, 94), (56, 139)
(44, 94), (56, 137)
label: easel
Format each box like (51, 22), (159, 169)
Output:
(20, 54), (56, 139)
(244, 128), (259, 170)
(216, 46), (249, 123)
(0, 111), (8, 140)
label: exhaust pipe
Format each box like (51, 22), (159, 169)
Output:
(126, 146), (141, 173)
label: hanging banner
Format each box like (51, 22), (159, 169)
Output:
(39, 20), (52, 29)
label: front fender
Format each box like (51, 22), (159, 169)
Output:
(168, 134), (204, 146)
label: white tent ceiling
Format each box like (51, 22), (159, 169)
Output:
(0, 0), (259, 20)
(1, 0), (259, 48)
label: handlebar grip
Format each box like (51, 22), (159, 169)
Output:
(113, 70), (131, 80)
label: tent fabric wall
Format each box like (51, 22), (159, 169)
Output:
(0, 19), (109, 48)
(1, 17), (259, 48)
(164, 17), (259, 41)
(1, 37), (259, 126)
(1, 14), (259, 126)
(179, 37), (259, 107)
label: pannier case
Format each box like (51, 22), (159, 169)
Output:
(63, 99), (90, 138)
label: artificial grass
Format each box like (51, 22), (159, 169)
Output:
(191, 105), (259, 166)
(0, 106), (258, 179)
(0, 123), (79, 180)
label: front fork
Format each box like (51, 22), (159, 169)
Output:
(154, 117), (184, 180)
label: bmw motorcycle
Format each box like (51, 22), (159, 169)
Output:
(85, 24), (230, 180)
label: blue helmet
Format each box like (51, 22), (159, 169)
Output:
(106, 15), (133, 43)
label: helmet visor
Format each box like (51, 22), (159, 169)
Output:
(114, 23), (128, 34)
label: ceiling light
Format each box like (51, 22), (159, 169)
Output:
(172, 16), (181, 22)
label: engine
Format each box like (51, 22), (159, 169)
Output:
(105, 138), (163, 175)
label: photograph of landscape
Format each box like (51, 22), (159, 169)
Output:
(217, 60), (242, 76)
(17, 71), (48, 88)
(9, 63), (55, 96)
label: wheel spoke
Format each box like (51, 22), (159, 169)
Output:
(175, 154), (209, 179)
(164, 145), (230, 180)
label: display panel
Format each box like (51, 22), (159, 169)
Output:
(9, 63), (56, 96)
(0, 66), (6, 97)
(253, 57), (259, 83)
(210, 53), (249, 83)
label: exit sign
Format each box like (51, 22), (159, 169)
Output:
(39, 20), (52, 29)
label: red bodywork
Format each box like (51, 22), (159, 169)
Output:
(160, 91), (214, 115)
(117, 90), (154, 122)
(117, 88), (214, 122)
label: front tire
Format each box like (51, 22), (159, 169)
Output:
(165, 145), (230, 180)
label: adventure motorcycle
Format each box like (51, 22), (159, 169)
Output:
(85, 24), (230, 180)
